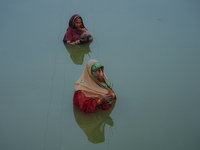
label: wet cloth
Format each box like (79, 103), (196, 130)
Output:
(73, 59), (115, 113)
(63, 14), (86, 42)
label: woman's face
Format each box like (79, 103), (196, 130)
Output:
(92, 68), (100, 79)
(74, 18), (82, 29)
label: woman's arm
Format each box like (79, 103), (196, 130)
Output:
(73, 90), (98, 113)
(99, 94), (113, 103)
(81, 28), (93, 41)
(63, 30), (81, 45)
(97, 94), (113, 110)
(88, 36), (93, 41)
(73, 91), (113, 113)
(67, 40), (81, 45)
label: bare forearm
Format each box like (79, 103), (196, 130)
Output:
(67, 40), (80, 45)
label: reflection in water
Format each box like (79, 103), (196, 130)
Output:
(73, 100), (116, 144)
(64, 43), (92, 65)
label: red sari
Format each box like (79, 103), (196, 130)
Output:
(73, 90), (112, 113)
(73, 77), (114, 113)
(63, 14), (85, 42)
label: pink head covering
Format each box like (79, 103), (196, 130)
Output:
(63, 14), (85, 42)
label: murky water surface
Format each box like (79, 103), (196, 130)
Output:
(1, 0), (200, 150)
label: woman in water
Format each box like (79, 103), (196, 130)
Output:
(63, 14), (93, 45)
(73, 59), (116, 113)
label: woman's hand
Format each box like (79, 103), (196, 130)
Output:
(67, 40), (80, 45)
(88, 36), (93, 41)
(80, 38), (88, 43)
(100, 94), (112, 103)
(81, 28), (93, 41)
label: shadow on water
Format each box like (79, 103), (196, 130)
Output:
(64, 42), (92, 65)
(73, 100), (116, 144)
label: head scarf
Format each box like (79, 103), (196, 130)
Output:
(63, 14), (85, 42)
(68, 14), (85, 34)
(75, 59), (114, 98)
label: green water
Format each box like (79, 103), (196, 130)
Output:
(1, 0), (200, 150)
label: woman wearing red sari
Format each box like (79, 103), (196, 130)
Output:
(73, 59), (116, 113)
(63, 14), (93, 45)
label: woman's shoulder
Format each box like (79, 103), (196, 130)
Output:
(66, 28), (73, 34)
